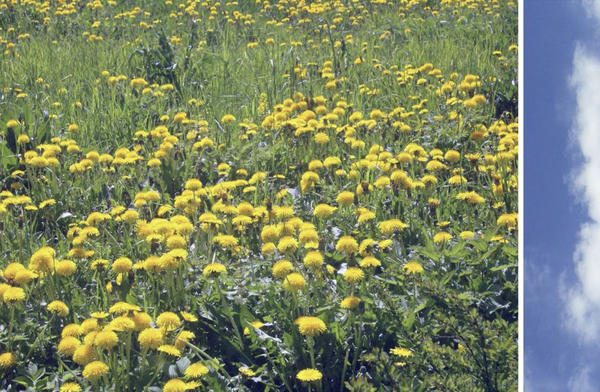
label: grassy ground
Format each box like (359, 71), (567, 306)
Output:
(0, 0), (517, 391)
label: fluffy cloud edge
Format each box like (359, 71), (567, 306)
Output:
(564, 42), (600, 342)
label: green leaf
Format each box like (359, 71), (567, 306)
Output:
(502, 245), (518, 258)
(478, 244), (500, 264)
(490, 263), (517, 272)
(403, 312), (416, 329)
(441, 270), (456, 286)
(0, 142), (18, 169)
(447, 241), (467, 258)
(415, 246), (441, 262)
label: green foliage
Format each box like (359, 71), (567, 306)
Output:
(0, 0), (517, 391)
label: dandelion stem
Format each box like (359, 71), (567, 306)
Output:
(339, 346), (350, 392)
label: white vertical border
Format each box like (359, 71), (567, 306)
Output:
(518, 0), (524, 389)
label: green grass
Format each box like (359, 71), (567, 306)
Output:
(0, 0), (517, 391)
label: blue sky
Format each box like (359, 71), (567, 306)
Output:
(525, 0), (600, 390)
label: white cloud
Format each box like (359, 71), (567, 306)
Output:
(568, 366), (595, 392)
(565, 44), (600, 341)
(582, 0), (600, 22)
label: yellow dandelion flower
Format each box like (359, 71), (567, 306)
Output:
(336, 191), (355, 206)
(83, 331), (98, 346)
(13, 269), (37, 285)
(138, 328), (163, 349)
(433, 232), (452, 244)
(0, 352), (16, 368)
(313, 204), (336, 218)
(213, 234), (238, 249)
(131, 311), (153, 331)
(261, 242), (276, 255)
(403, 261), (424, 274)
(47, 300), (69, 316)
(60, 382), (82, 392)
(82, 361), (109, 382)
(460, 231), (475, 240)
(184, 362), (209, 378)
(448, 175), (467, 185)
(112, 257), (132, 273)
(158, 344), (181, 357)
(261, 225), (280, 242)
(296, 368), (322, 382)
(283, 272), (306, 291)
(444, 150), (461, 163)
(91, 311), (110, 319)
(175, 330), (195, 350)
(323, 156), (341, 168)
(6, 119), (20, 128)
(296, 316), (327, 336)
(0, 284), (10, 298)
(3, 286), (26, 303)
(456, 191), (485, 204)
(360, 256), (381, 268)
(299, 229), (319, 245)
(3, 263), (25, 280)
(73, 344), (95, 365)
(94, 330), (118, 350)
(340, 296), (361, 310)
(108, 316), (136, 332)
(62, 323), (84, 338)
(166, 235), (186, 249)
(336, 236), (358, 254)
(202, 262), (226, 277)
(490, 235), (509, 243)
(58, 336), (81, 356)
(90, 259), (109, 271)
(343, 267), (365, 283)
(221, 114), (236, 124)
(277, 236), (298, 253)
(359, 239), (377, 256)
(390, 347), (413, 357)
(357, 210), (376, 224)
(29, 246), (55, 273)
(497, 213), (518, 228)
(184, 381), (201, 389)
(378, 219), (408, 236)
(239, 366), (256, 376)
(303, 251), (324, 268)
(272, 260), (294, 278)
(148, 158), (161, 167)
(130, 78), (148, 89)
(156, 312), (181, 331)
(108, 302), (140, 314)
(55, 260), (77, 276)
(181, 311), (198, 322)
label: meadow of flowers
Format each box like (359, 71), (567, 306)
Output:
(0, 0), (518, 391)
